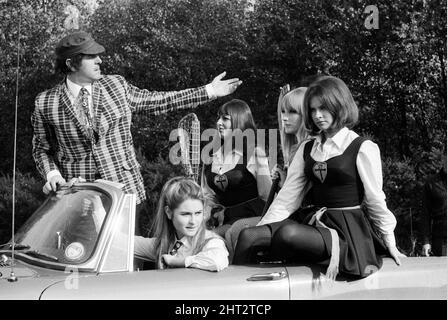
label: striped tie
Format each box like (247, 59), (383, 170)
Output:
(169, 240), (184, 255)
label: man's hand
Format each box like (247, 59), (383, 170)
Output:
(210, 71), (242, 97)
(43, 176), (86, 195)
(67, 176), (87, 187)
(271, 164), (287, 189)
(43, 174), (66, 194)
(421, 243), (431, 256)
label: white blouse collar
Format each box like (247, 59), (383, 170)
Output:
(315, 127), (349, 149)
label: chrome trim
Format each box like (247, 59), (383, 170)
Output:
(127, 194), (136, 272)
(97, 193), (136, 273)
(97, 192), (127, 273)
(247, 271), (288, 281)
(10, 181), (125, 272)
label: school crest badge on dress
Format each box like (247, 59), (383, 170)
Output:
(214, 174), (229, 191)
(313, 161), (327, 183)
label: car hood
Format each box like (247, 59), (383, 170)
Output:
(0, 259), (74, 300)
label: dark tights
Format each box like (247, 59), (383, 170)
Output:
(271, 221), (328, 263)
(233, 220), (329, 265)
(233, 225), (272, 265)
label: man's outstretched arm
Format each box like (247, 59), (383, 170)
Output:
(123, 71), (242, 114)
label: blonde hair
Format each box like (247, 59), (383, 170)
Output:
(278, 87), (308, 165)
(149, 177), (211, 269)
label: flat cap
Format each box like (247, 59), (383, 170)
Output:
(55, 31), (105, 59)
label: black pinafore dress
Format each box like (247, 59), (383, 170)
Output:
(204, 161), (265, 225)
(302, 137), (387, 278)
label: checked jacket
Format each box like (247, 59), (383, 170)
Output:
(32, 75), (210, 204)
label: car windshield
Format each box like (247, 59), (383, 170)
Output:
(11, 187), (112, 265)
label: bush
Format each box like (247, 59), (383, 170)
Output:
(135, 148), (185, 236)
(382, 156), (421, 255)
(0, 172), (46, 244)
(0, 154), (188, 242)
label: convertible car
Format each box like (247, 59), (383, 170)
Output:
(1, 180), (447, 300)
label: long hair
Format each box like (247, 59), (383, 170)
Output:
(303, 76), (359, 135)
(278, 87), (308, 165)
(149, 177), (210, 269)
(219, 99), (257, 132)
(215, 99), (259, 164)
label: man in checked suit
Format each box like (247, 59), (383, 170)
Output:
(32, 31), (242, 233)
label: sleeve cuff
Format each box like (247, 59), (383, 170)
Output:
(205, 84), (217, 100)
(46, 170), (62, 182)
(184, 255), (194, 268)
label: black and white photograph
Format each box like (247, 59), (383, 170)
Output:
(0, 0), (446, 307)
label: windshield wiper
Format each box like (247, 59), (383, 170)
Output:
(0, 243), (30, 251)
(21, 250), (59, 262)
(0, 245), (59, 262)
(10, 244), (30, 250)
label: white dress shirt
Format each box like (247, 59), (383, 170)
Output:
(134, 230), (229, 272)
(258, 127), (397, 248)
(66, 77), (94, 115)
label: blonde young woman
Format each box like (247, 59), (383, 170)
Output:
(134, 177), (229, 272)
(224, 87), (310, 262)
(273, 86), (309, 188)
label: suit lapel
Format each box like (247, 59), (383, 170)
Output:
(92, 80), (103, 134)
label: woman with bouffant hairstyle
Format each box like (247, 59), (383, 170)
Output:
(201, 99), (272, 239)
(302, 76), (358, 135)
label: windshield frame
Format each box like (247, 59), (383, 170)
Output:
(8, 181), (125, 272)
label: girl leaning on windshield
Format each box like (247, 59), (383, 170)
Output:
(134, 176), (229, 272)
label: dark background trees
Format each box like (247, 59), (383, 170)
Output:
(1, 0), (446, 253)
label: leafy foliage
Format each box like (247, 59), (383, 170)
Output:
(135, 148), (184, 236)
(1, 0), (446, 250)
(0, 172), (46, 244)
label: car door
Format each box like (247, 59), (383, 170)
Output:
(39, 264), (290, 299)
(39, 183), (290, 300)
